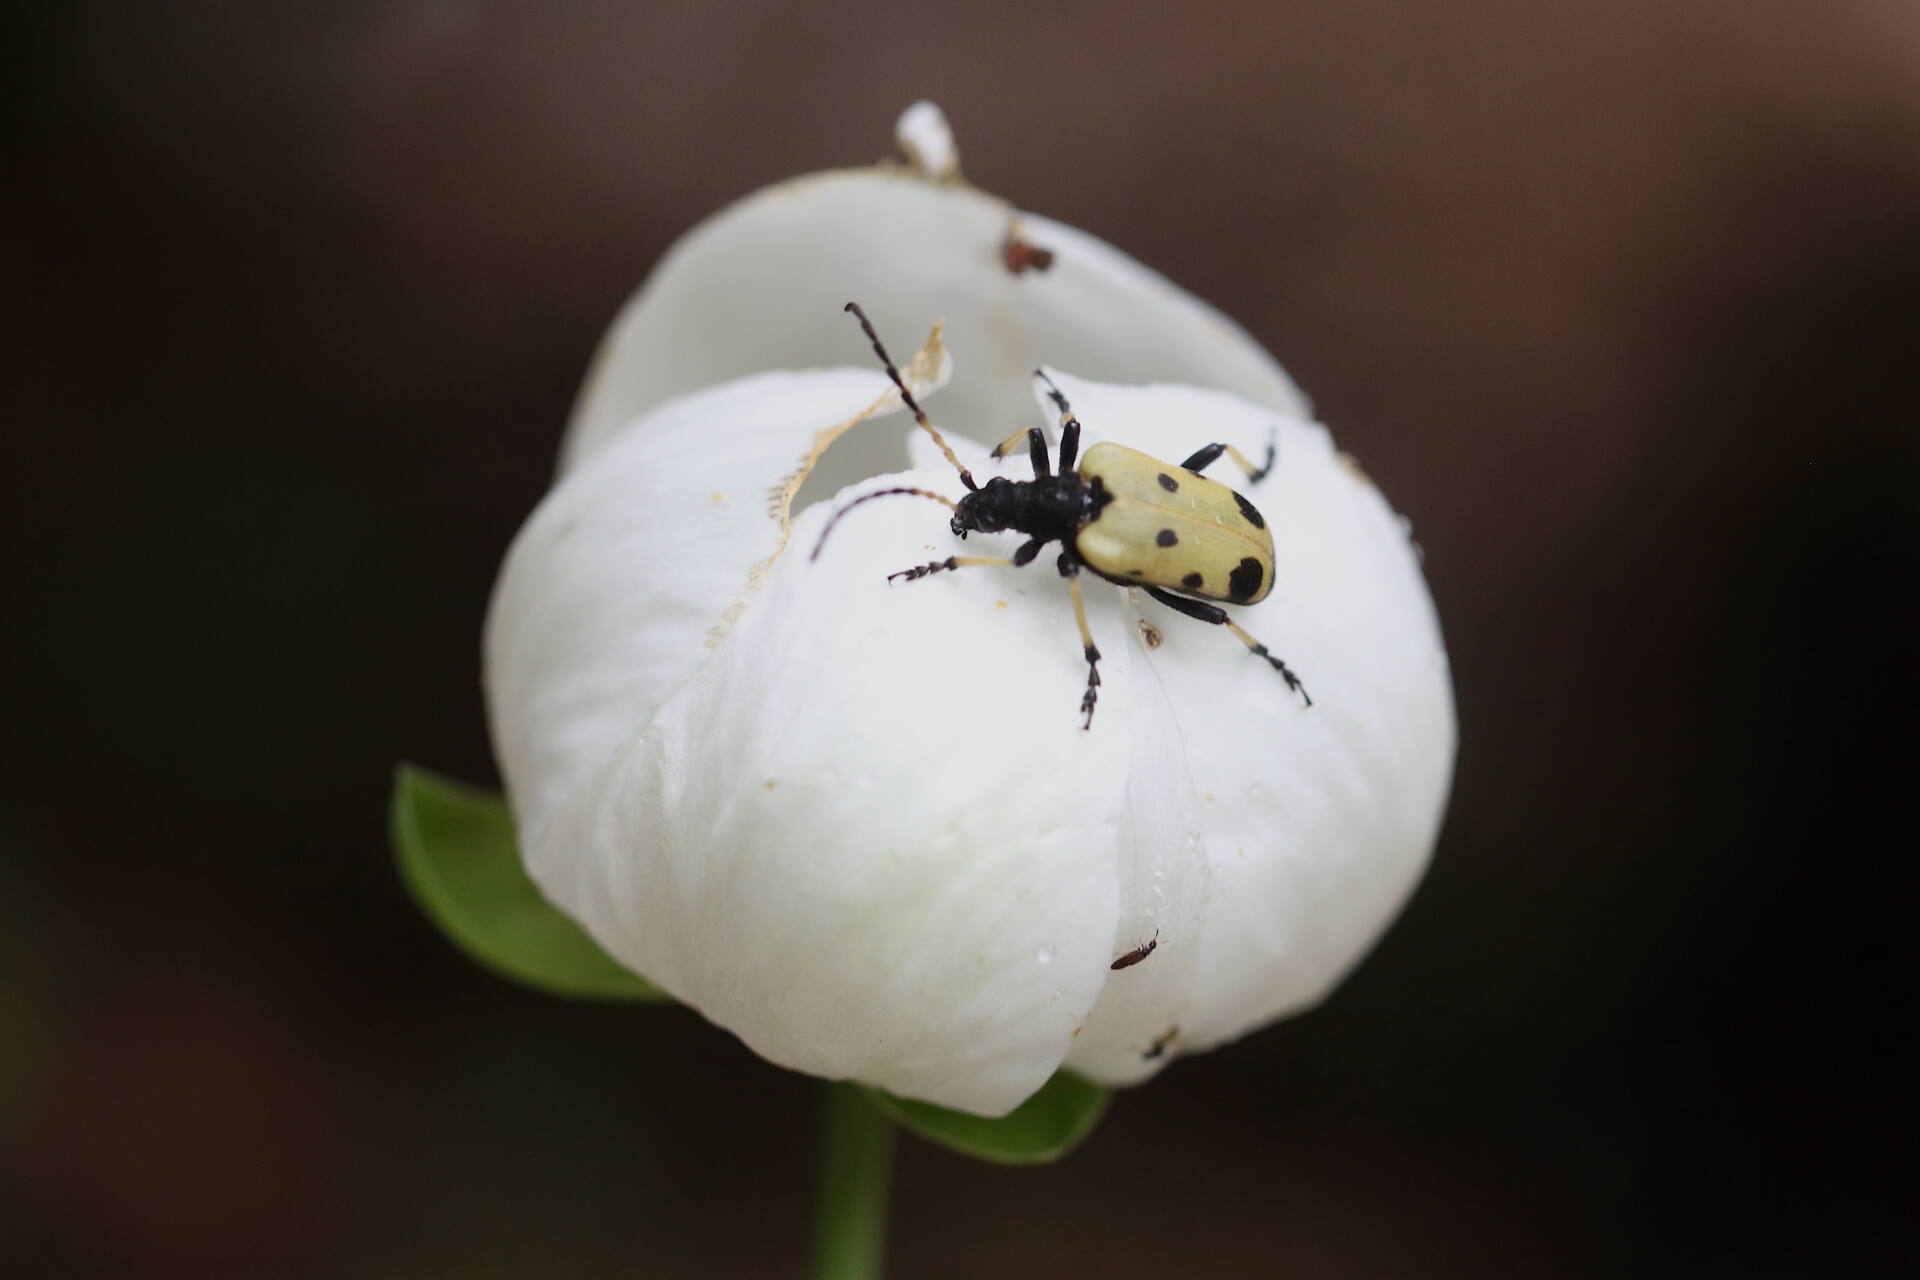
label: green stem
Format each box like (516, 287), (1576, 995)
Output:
(810, 1082), (895, 1280)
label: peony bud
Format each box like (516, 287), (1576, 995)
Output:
(484, 104), (1455, 1117)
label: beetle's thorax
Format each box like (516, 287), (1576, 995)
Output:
(951, 473), (1088, 541)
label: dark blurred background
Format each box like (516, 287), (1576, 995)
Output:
(5, 2), (1915, 1276)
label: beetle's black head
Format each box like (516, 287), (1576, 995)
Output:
(950, 476), (1019, 538)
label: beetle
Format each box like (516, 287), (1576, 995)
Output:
(813, 301), (1311, 729)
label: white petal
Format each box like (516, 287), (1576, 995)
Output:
(492, 363), (1447, 1111)
(533, 486), (1142, 1114)
(1060, 645), (1210, 1083)
(487, 350), (948, 851)
(563, 169), (1308, 475)
(1022, 373), (1456, 1050)
(490, 356), (1187, 1115)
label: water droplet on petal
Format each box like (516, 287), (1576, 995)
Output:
(1036, 943), (1057, 965)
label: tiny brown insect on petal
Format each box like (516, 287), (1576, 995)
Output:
(1110, 932), (1159, 970)
(1001, 232), (1056, 276)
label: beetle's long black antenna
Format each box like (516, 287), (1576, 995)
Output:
(844, 302), (978, 491)
(811, 486), (958, 562)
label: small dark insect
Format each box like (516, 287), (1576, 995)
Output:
(1143, 1025), (1179, 1061)
(1110, 931), (1159, 971)
(813, 301), (1311, 728)
(1001, 231), (1056, 276)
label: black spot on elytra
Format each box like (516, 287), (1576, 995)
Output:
(1156, 529), (1178, 547)
(1127, 568), (1144, 576)
(1228, 556), (1264, 601)
(1086, 474), (1114, 520)
(1157, 472), (1179, 492)
(1181, 572), (1203, 590)
(1233, 491), (1266, 529)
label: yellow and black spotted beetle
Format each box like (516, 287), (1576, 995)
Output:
(814, 302), (1312, 729)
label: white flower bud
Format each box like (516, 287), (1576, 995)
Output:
(485, 105), (1455, 1116)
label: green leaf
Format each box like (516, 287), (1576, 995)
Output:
(390, 763), (670, 1002)
(861, 1070), (1109, 1165)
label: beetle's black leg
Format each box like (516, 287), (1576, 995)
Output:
(888, 554), (1016, 583)
(1034, 370), (1081, 472)
(1143, 587), (1311, 707)
(888, 537), (1047, 583)
(991, 426), (1052, 479)
(1058, 415), (1080, 474)
(1180, 430), (1276, 483)
(1248, 430), (1277, 483)
(1060, 552), (1102, 729)
(1026, 427), (1051, 480)
(1179, 442), (1226, 472)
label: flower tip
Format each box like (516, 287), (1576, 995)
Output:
(895, 101), (960, 181)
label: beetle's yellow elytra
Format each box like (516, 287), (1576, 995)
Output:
(1075, 443), (1275, 604)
